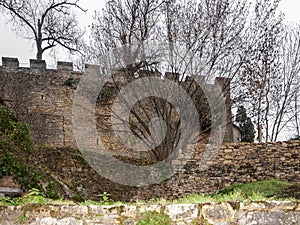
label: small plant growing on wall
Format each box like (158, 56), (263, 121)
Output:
(0, 106), (43, 192)
(98, 85), (116, 102)
(63, 77), (80, 88)
(137, 211), (171, 225)
(0, 106), (62, 198)
(98, 192), (112, 205)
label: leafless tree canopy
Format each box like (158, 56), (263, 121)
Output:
(2, 0), (300, 154)
(237, 0), (300, 141)
(87, 0), (300, 147)
(0, 0), (86, 60)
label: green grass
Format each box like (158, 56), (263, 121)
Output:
(80, 199), (123, 206)
(174, 180), (299, 204)
(0, 180), (298, 206)
(215, 180), (295, 198)
(137, 211), (171, 225)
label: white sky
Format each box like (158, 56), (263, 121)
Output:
(0, 0), (106, 67)
(0, 0), (299, 67)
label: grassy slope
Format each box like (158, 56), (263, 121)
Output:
(173, 180), (300, 204)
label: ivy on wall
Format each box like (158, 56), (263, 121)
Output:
(0, 106), (60, 198)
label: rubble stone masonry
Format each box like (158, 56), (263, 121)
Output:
(0, 57), (233, 147)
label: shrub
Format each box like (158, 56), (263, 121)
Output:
(0, 106), (34, 153)
(0, 106), (42, 191)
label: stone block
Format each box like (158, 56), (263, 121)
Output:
(224, 160), (232, 165)
(224, 149), (233, 153)
(165, 204), (198, 222)
(267, 201), (297, 211)
(121, 205), (138, 218)
(236, 211), (300, 225)
(30, 59), (46, 70)
(295, 203), (300, 211)
(224, 155), (233, 160)
(202, 203), (235, 224)
(85, 64), (101, 74)
(138, 204), (162, 214)
(171, 160), (182, 166)
(239, 202), (266, 211)
(57, 61), (73, 71)
(32, 217), (85, 225)
(2, 57), (19, 68)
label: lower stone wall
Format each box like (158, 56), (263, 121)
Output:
(137, 141), (300, 200)
(1, 141), (299, 202)
(0, 201), (299, 225)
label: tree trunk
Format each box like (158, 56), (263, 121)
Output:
(36, 19), (43, 60)
(295, 94), (300, 137)
(36, 49), (43, 61)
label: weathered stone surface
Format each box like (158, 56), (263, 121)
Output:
(240, 202), (266, 211)
(267, 201), (297, 211)
(138, 204), (162, 214)
(165, 204), (198, 223)
(121, 205), (137, 219)
(0, 206), (23, 224)
(202, 203), (235, 225)
(0, 202), (300, 225)
(30, 217), (84, 225)
(296, 203), (300, 211)
(236, 211), (300, 225)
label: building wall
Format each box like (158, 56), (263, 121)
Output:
(0, 57), (234, 148)
(0, 57), (81, 146)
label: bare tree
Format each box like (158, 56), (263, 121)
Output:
(86, 0), (299, 160)
(86, 0), (255, 161)
(0, 0), (86, 60)
(238, 0), (283, 142)
(86, 0), (165, 65)
(268, 24), (300, 141)
(294, 92), (300, 138)
(163, 0), (249, 78)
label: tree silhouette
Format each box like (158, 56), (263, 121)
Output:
(0, 0), (86, 60)
(236, 105), (255, 142)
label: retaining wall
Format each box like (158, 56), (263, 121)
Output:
(0, 201), (299, 224)
(138, 141), (300, 200)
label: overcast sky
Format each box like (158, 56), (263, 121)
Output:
(0, 0), (299, 67)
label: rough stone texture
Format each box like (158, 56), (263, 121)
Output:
(0, 201), (299, 225)
(202, 203), (235, 224)
(0, 57), (81, 147)
(137, 141), (300, 200)
(0, 57), (299, 200)
(165, 204), (198, 224)
(0, 57), (234, 149)
(236, 211), (300, 225)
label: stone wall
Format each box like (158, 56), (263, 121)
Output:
(0, 201), (299, 224)
(0, 57), (234, 148)
(1, 57), (299, 202)
(4, 141), (297, 202)
(137, 141), (300, 200)
(0, 57), (81, 146)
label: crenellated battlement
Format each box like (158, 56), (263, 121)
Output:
(1, 57), (230, 85)
(1, 57), (20, 68)
(0, 56), (233, 147)
(1, 57), (75, 73)
(1, 57), (120, 75)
